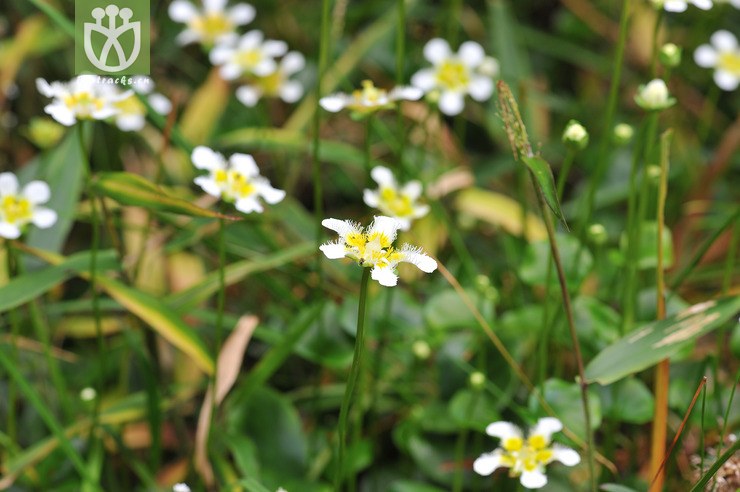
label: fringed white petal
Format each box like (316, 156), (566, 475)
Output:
(371, 265), (398, 287)
(320, 241), (347, 259)
(368, 216), (401, 243)
(322, 218), (361, 239)
(400, 244), (437, 273)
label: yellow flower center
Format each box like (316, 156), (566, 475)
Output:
(258, 70), (284, 97)
(214, 169), (255, 199)
(63, 91), (105, 118)
(435, 60), (470, 91)
(237, 49), (263, 70)
(191, 13), (232, 44)
(349, 80), (390, 113)
(114, 94), (146, 116)
(344, 230), (401, 267)
(501, 434), (554, 475)
(1, 195), (33, 225)
(718, 51), (740, 76)
(379, 187), (415, 218)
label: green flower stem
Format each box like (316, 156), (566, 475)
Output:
(649, 10), (664, 78)
(577, 0), (630, 236)
(556, 149), (576, 200)
(4, 241), (20, 443)
(336, 267), (371, 491)
(208, 217), (227, 450)
(446, 0), (462, 46)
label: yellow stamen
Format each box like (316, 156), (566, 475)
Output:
(191, 13), (233, 44)
(435, 60), (470, 91)
(379, 187), (414, 217)
(1, 195), (33, 225)
(718, 52), (740, 76)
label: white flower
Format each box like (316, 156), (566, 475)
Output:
(319, 80), (423, 115)
(191, 146), (285, 214)
(236, 51), (305, 107)
(173, 484), (191, 492)
(562, 120), (589, 150)
(112, 77), (173, 132)
(210, 30), (288, 81)
(634, 79), (676, 111)
(663, 0), (713, 11)
(168, 0), (255, 46)
(694, 30), (740, 91)
(411, 38), (496, 116)
(473, 418), (580, 489)
(363, 166), (429, 231)
(0, 173), (57, 239)
(36, 75), (129, 126)
(319, 216), (437, 287)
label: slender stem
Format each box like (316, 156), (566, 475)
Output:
(690, 436), (740, 492)
(649, 10), (663, 78)
(556, 150), (576, 200)
(336, 268), (371, 491)
(446, 0), (462, 46)
(209, 217), (226, 449)
(364, 115), (373, 185)
(4, 241), (20, 443)
(530, 173), (596, 492)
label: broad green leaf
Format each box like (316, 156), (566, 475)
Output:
(620, 222), (674, 270)
(454, 187), (546, 242)
(529, 378), (602, 442)
(520, 234), (593, 290)
(599, 377), (654, 424)
(96, 276), (214, 375)
(424, 289), (480, 331)
(448, 389), (500, 430)
(521, 155), (566, 225)
(0, 250), (117, 312)
(93, 172), (234, 220)
(585, 297), (740, 385)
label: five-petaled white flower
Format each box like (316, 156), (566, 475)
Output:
(210, 30), (288, 81)
(191, 146), (285, 214)
(236, 51), (306, 107)
(168, 0), (255, 46)
(363, 166), (429, 231)
(694, 30), (740, 91)
(661, 0), (713, 11)
(319, 80), (423, 115)
(411, 38), (496, 116)
(0, 173), (57, 239)
(319, 216), (437, 287)
(112, 77), (173, 132)
(36, 75), (130, 127)
(473, 417), (580, 489)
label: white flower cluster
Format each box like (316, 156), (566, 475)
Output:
(169, 0), (305, 107)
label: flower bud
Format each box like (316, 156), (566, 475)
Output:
(412, 340), (431, 360)
(613, 123), (634, 145)
(646, 165), (662, 185)
(587, 223), (608, 246)
(659, 43), (682, 68)
(26, 117), (65, 149)
(635, 79), (676, 111)
(469, 371), (486, 390)
(80, 387), (97, 402)
(562, 120), (589, 150)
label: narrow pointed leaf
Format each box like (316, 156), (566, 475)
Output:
(585, 297), (740, 385)
(93, 172), (237, 220)
(521, 155), (566, 225)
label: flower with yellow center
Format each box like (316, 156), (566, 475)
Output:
(694, 30), (740, 91)
(210, 30), (288, 81)
(411, 38), (497, 116)
(168, 0), (255, 46)
(473, 417), (580, 489)
(36, 75), (129, 126)
(191, 146), (285, 214)
(319, 216), (437, 287)
(236, 51), (306, 107)
(0, 173), (57, 239)
(363, 166), (429, 231)
(111, 77), (173, 132)
(319, 80), (422, 116)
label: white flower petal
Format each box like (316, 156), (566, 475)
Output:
(322, 218), (361, 239)
(235, 196), (263, 214)
(371, 266), (398, 287)
(22, 181), (51, 204)
(401, 180), (423, 200)
(412, 204), (430, 219)
(204, 0), (227, 13)
(256, 182), (286, 204)
(368, 215), (400, 243)
(0, 222), (21, 239)
(192, 146), (225, 171)
(694, 45), (718, 67)
(73, 75), (98, 92)
(552, 445), (581, 466)
(219, 62), (243, 81)
(279, 81), (303, 103)
(664, 0), (688, 11)
(0, 173), (20, 195)
(468, 76), (494, 101)
(458, 41), (485, 67)
(400, 245), (437, 273)
(194, 176), (222, 197)
(229, 153), (259, 177)
(263, 40), (288, 58)
(370, 166), (395, 188)
(691, 0), (713, 9)
(424, 38), (452, 65)
(438, 91), (465, 116)
(91, 106), (118, 121)
(395, 218), (411, 231)
(175, 29), (201, 46)
(520, 469), (547, 489)
(530, 417), (562, 443)
(389, 85), (423, 101)
(45, 103), (77, 126)
(319, 94), (348, 112)
(253, 59), (278, 77)
(168, 0), (198, 22)
(473, 451), (504, 476)
(228, 3), (255, 25)
(35, 78), (55, 97)
(363, 189), (380, 208)
(116, 114), (146, 131)
(236, 85), (262, 106)
(281, 51), (305, 75)
(148, 93), (172, 114)
(210, 45), (235, 65)
(410, 68), (436, 91)
(711, 30), (738, 51)
(486, 421), (522, 440)
(32, 207), (57, 229)
(320, 241), (347, 259)
(238, 30), (263, 49)
(714, 69), (739, 91)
